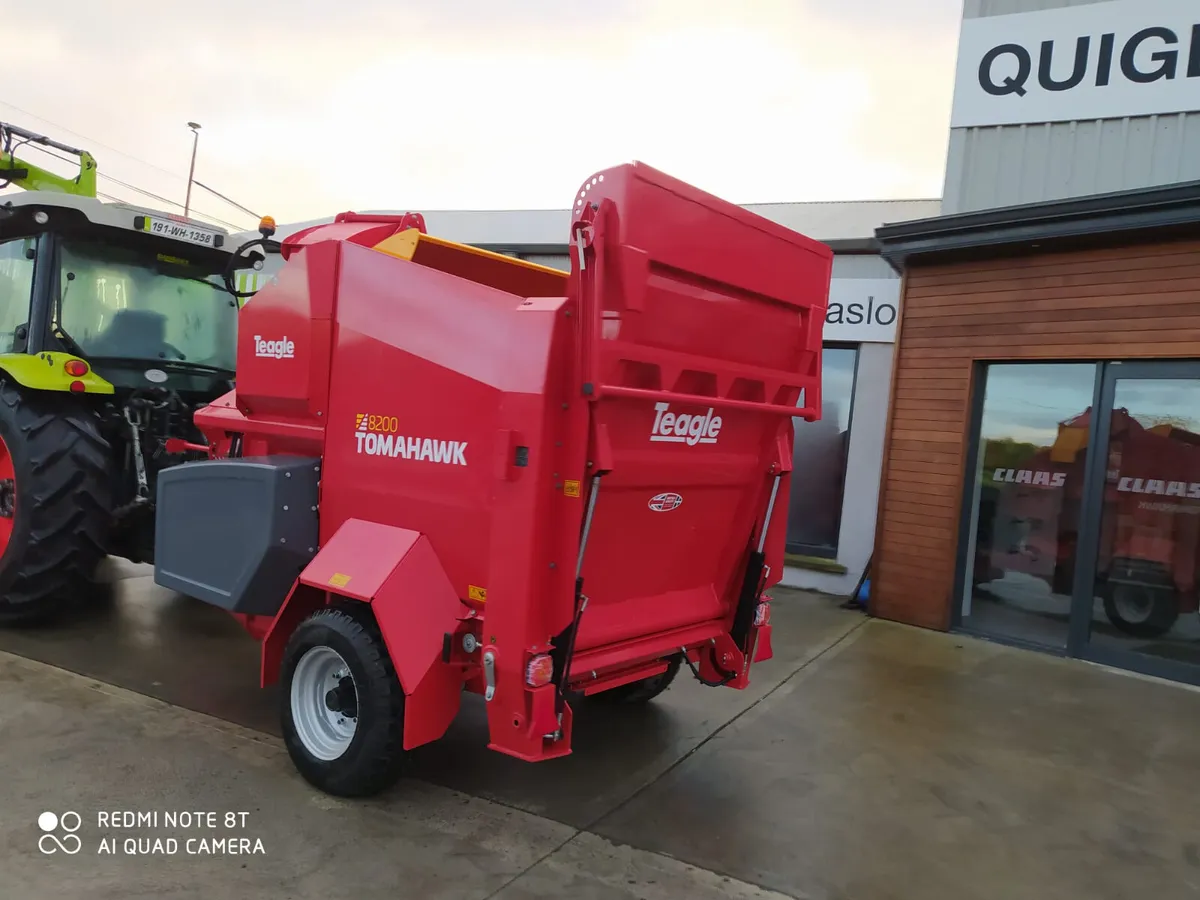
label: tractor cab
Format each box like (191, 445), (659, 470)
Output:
(0, 190), (241, 390)
(0, 121), (272, 621)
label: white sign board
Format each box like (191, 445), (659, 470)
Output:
(950, 0), (1200, 129)
(823, 278), (901, 344)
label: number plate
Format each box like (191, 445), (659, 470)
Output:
(139, 216), (219, 247)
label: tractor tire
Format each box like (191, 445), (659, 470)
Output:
(280, 606), (407, 797)
(0, 382), (111, 626)
(592, 653), (683, 705)
(1103, 583), (1180, 639)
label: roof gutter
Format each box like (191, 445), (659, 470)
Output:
(874, 179), (1200, 274)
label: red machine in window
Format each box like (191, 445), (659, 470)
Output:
(153, 162), (831, 796)
(981, 407), (1200, 638)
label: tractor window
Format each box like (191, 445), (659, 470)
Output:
(57, 239), (237, 371)
(0, 237), (36, 354)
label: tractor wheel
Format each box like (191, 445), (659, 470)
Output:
(280, 606), (407, 797)
(1103, 583), (1180, 639)
(592, 653), (683, 705)
(0, 382), (111, 625)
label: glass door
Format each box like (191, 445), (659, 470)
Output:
(958, 363), (1099, 650)
(1072, 361), (1200, 685)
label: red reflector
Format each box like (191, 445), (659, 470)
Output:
(64, 360), (89, 377)
(754, 600), (771, 627)
(69, 380), (86, 393)
(525, 654), (554, 687)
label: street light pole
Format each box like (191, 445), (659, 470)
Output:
(184, 122), (201, 218)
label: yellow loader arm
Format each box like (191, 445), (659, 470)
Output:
(0, 121), (98, 198)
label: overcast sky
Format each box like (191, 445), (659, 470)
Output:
(2, 0), (962, 230)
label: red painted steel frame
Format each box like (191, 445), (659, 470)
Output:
(194, 162), (831, 764)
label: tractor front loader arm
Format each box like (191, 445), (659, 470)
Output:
(1, 122), (98, 198)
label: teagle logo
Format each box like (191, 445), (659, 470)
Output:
(650, 402), (722, 447)
(253, 335), (295, 359)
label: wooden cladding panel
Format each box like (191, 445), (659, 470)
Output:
(872, 237), (1200, 631)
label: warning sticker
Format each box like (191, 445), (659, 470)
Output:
(563, 480), (581, 498)
(328, 572), (352, 588)
(468, 585), (488, 603)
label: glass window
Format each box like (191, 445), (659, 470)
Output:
(1088, 377), (1200, 666)
(961, 363), (1098, 647)
(0, 236), (36, 354)
(786, 346), (858, 558)
(56, 239), (238, 372)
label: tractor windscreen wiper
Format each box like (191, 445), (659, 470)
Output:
(153, 359), (235, 377)
(84, 356), (236, 378)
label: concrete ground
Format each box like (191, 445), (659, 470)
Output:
(2, 561), (1200, 899)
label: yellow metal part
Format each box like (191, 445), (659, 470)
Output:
(0, 352), (115, 395)
(372, 229), (568, 298)
(1049, 423), (1088, 464)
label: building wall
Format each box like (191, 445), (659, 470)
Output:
(520, 252), (898, 280)
(521, 254), (569, 270)
(774, 251), (900, 595)
(782, 339), (893, 595)
(829, 254), (894, 280)
(872, 236), (1200, 630)
(943, 0), (1200, 214)
(242, 200), (944, 251)
(967, 0), (1112, 11)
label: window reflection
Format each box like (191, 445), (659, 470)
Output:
(1090, 380), (1200, 665)
(786, 346), (857, 558)
(962, 363), (1098, 647)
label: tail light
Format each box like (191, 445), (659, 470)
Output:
(64, 360), (89, 377)
(754, 598), (772, 627)
(525, 654), (554, 687)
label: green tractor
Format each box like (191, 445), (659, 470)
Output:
(0, 121), (273, 624)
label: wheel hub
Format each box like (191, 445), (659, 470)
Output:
(324, 675), (358, 718)
(1113, 585), (1153, 623)
(290, 647), (359, 761)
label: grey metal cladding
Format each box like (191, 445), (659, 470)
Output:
(153, 456), (321, 617)
(944, 114), (1200, 213)
(946, 0), (1200, 214)
(964, 0), (1113, 18)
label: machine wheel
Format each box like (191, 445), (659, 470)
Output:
(0, 382), (111, 625)
(592, 653), (683, 705)
(280, 607), (407, 797)
(1103, 583), (1180, 639)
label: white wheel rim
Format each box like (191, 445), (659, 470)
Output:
(1112, 586), (1153, 624)
(291, 646), (358, 761)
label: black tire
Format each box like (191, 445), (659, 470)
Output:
(1103, 583), (1180, 639)
(280, 606), (407, 797)
(0, 381), (111, 626)
(591, 653), (683, 705)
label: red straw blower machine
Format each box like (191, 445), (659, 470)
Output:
(153, 163), (832, 796)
